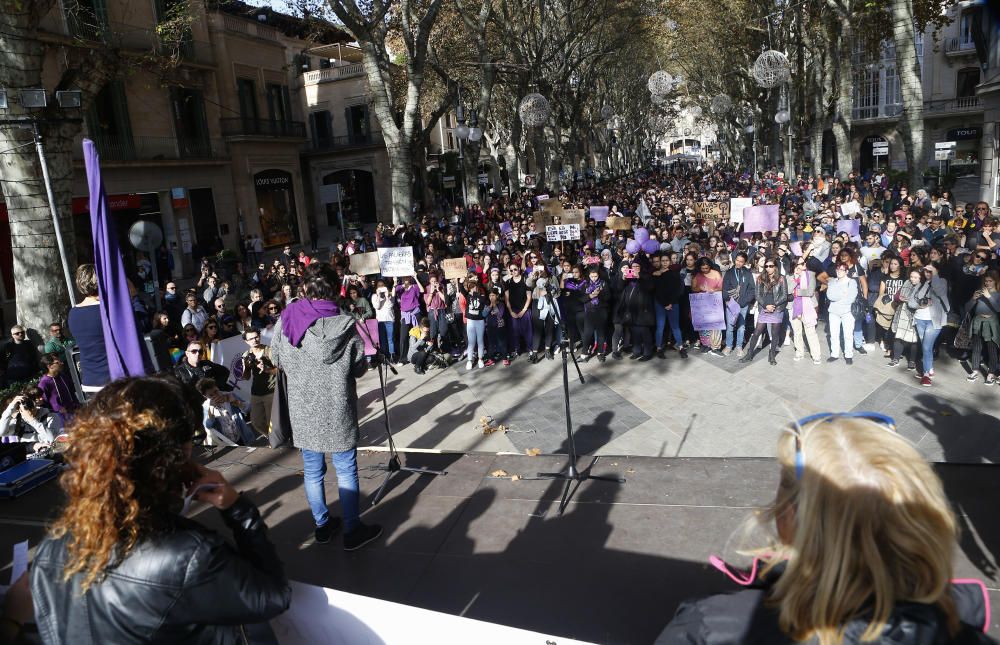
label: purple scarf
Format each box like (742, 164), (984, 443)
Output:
(281, 298), (340, 347)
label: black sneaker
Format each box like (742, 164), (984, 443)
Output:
(845, 357), (853, 365)
(656, 348), (666, 359)
(315, 518), (343, 544)
(679, 347), (688, 359)
(855, 346), (867, 355)
(612, 351), (623, 360)
(344, 523), (383, 552)
(906, 362), (916, 371)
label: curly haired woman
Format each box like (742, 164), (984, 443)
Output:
(30, 377), (290, 643)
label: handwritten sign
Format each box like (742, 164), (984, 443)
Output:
(442, 258), (468, 280)
(742, 205), (780, 233)
(535, 194), (550, 201)
(694, 202), (729, 219)
(560, 208), (586, 227)
(546, 224), (581, 241)
(376, 246), (414, 277)
(840, 201), (861, 217)
(589, 206), (609, 222)
(730, 198), (753, 225)
(689, 292), (725, 330)
(349, 252), (380, 275)
(605, 215), (632, 231)
(533, 211), (555, 229)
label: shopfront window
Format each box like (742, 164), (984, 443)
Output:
(254, 169), (299, 247)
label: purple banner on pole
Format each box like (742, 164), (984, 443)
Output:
(83, 139), (146, 380)
(589, 206), (609, 222)
(742, 205), (779, 233)
(836, 218), (861, 240)
(689, 292), (726, 330)
(499, 221), (514, 239)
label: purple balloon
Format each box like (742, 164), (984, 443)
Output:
(634, 227), (650, 244)
(642, 239), (660, 254)
(625, 239), (640, 254)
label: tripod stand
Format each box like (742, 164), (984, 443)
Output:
(535, 283), (624, 515)
(355, 318), (446, 506)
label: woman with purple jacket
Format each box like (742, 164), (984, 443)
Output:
(393, 274), (423, 364)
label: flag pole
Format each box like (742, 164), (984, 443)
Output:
(33, 120), (76, 305)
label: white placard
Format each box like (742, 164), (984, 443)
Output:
(377, 246), (415, 277)
(935, 150), (955, 161)
(872, 144), (888, 156)
(545, 224), (581, 241)
(840, 201), (861, 216)
(269, 581), (595, 645)
(729, 198), (752, 225)
(210, 335), (254, 403)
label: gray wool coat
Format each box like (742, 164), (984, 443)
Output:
(270, 314), (367, 453)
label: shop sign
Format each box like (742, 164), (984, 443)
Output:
(71, 193), (142, 215)
(946, 127), (980, 141)
(254, 170), (292, 189)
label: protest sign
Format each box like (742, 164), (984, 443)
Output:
(539, 198), (563, 215)
(836, 218), (861, 240)
(376, 246), (414, 277)
(689, 292), (726, 330)
(694, 202), (728, 219)
(560, 208), (586, 227)
(442, 258), (468, 280)
(840, 201), (861, 217)
(535, 193), (549, 201)
(210, 336), (252, 403)
(499, 221), (514, 238)
(790, 241), (803, 256)
(545, 224), (581, 241)
(589, 206), (609, 222)
(355, 319), (380, 357)
(729, 198), (752, 225)
(742, 205), (780, 233)
(605, 215), (632, 231)
(349, 252), (380, 275)
(533, 211), (554, 229)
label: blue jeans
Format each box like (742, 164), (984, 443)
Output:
(655, 305), (683, 347)
(725, 303), (749, 349)
(302, 448), (360, 533)
(466, 318), (486, 360)
(914, 319), (941, 374)
(378, 321), (396, 356)
(853, 316), (866, 348)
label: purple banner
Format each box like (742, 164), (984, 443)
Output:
(742, 205), (779, 233)
(589, 206), (609, 222)
(689, 292), (726, 330)
(836, 218), (861, 240)
(83, 139), (146, 379)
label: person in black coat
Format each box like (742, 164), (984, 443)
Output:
(173, 340), (232, 391)
(30, 377), (290, 644)
(613, 259), (656, 360)
(651, 253), (686, 358)
(578, 264), (610, 361)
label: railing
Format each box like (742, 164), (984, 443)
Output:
(924, 96), (981, 114)
(81, 135), (227, 161)
(852, 103), (903, 120)
(302, 64), (366, 85)
(220, 118), (307, 138)
(221, 14), (278, 41)
(306, 130), (384, 152)
(944, 36), (977, 54)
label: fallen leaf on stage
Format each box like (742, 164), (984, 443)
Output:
(525, 448), (541, 456)
(490, 469), (509, 477)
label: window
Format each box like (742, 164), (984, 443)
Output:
(852, 66), (880, 119)
(86, 81), (134, 159)
(957, 68), (980, 97)
(447, 132), (455, 150)
(320, 58), (332, 70)
(237, 78), (258, 123)
(64, 0), (108, 41)
(959, 10), (976, 46)
(309, 110), (333, 147)
(345, 104), (370, 143)
(266, 83), (292, 124)
(170, 88), (211, 157)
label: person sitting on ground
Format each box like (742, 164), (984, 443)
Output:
(29, 377), (290, 643)
(196, 377), (256, 446)
(37, 352), (79, 416)
(657, 413), (996, 644)
(407, 318), (434, 375)
(0, 385), (64, 451)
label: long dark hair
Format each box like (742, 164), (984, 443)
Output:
(302, 262), (341, 301)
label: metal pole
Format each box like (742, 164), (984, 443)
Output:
(33, 121), (76, 306)
(150, 258), (161, 312)
(337, 188), (346, 241)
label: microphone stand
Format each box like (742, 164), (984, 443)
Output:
(534, 274), (624, 515)
(354, 312), (446, 506)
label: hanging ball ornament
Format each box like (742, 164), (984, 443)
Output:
(647, 71), (674, 97)
(600, 105), (614, 120)
(687, 105), (703, 119)
(752, 50), (791, 88)
(710, 94), (732, 115)
(651, 93), (668, 106)
(774, 110), (791, 124)
(518, 93), (551, 127)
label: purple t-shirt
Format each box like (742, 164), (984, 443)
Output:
(395, 284), (420, 312)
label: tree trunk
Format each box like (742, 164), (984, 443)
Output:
(386, 142), (413, 224)
(461, 141), (481, 206)
(892, 0), (925, 189)
(830, 27), (855, 177)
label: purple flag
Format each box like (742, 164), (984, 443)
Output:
(742, 205), (779, 233)
(83, 139), (146, 379)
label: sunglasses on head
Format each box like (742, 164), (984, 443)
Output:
(788, 412), (896, 480)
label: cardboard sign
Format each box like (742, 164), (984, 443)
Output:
(589, 206), (609, 222)
(545, 224), (581, 241)
(560, 209), (586, 227)
(533, 211), (554, 229)
(605, 215), (632, 231)
(840, 201), (861, 217)
(442, 258), (468, 280)
(376, 246), (414, 277)
(349, 252), (380, 275)
(539, 198), (563, 215)
(694, 202), (728, 219)
(729, 198), (752, 225)
(689, 292), (726, 330)
(742, 205), (780, 233)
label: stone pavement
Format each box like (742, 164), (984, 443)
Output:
(1, 449), (997, 643)
(358, 334), (1000, 465)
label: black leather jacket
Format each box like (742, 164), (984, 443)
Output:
(31, 496), (290, 644)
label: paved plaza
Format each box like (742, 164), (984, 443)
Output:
(358, 333), (1000, 465)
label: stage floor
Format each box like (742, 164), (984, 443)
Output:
(2, 449), (998, 643)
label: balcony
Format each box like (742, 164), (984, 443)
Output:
(81, 135), (227, 162)
(944, 37), (977, 56)
(924, 96), (982, 116)
(303, 64), (366, 85)
(852, 103), (903, 122)
(220, 118), (307, 139)
(221, 14), (278, 42)
(306, 130), (384, 153)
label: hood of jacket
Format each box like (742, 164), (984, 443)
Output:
(295, 314), (358, 364)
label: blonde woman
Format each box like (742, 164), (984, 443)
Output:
(657, 413), (994, 644)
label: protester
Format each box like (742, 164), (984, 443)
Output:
(173, 341), (231, 391)
(240, 329), (277, 434)
(42, 321), (74, 363)
(37, 352), (79, 415)
(270, 263), (383, 551)
(67, 264), (110, 392)
(0, 386), (64, 449)
(30, 377), (290, 642)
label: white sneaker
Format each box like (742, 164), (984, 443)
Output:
(784, 336), (792, 346)
(466, 360), (473, 371)
(477, 359), (485, 369)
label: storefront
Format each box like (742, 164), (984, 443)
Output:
(253, 169), (300, 247)
(946, 126), (982, 179)
(860, 136), (890, 172)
